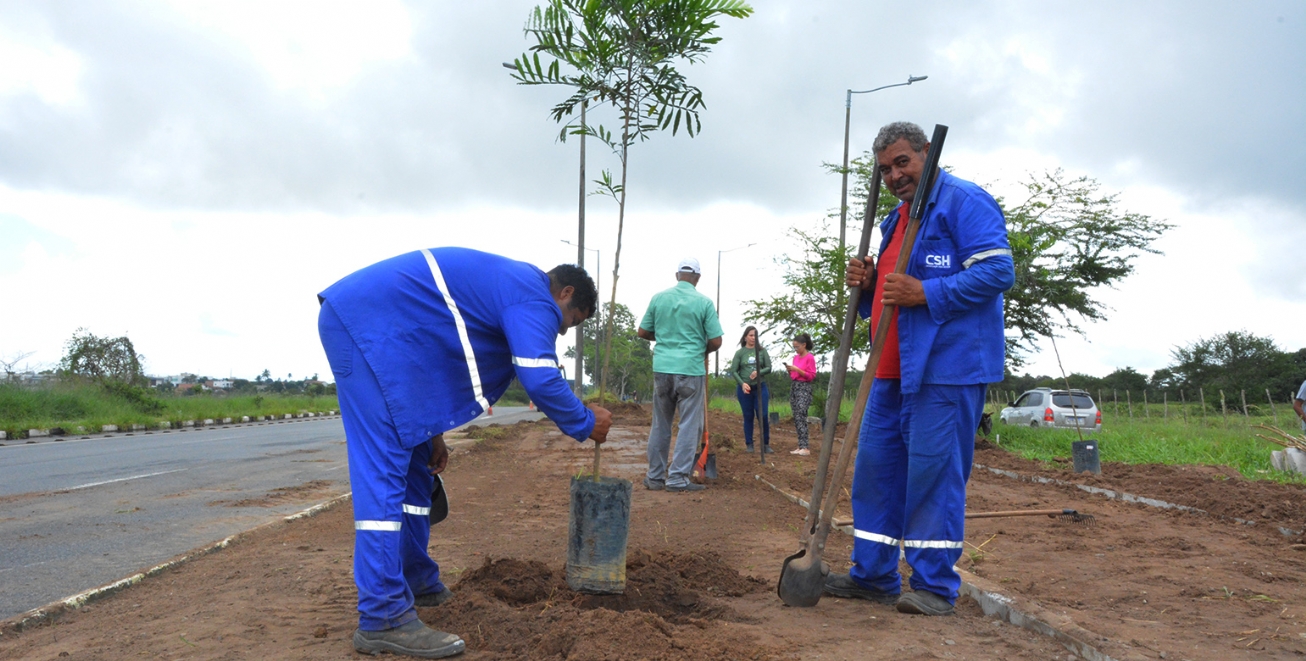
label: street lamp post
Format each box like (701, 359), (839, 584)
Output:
(837, 75), (928, 254)
(715, 243), (756, 377)
(563, 240), (600, 393)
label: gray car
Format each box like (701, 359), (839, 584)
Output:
(999, 388), (1102, 431)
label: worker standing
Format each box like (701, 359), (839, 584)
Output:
(318, 248), (611, 658)
(637, 258), (724, 492)
(825, 122), (1014, 616)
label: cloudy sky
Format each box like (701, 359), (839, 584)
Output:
(1, 0), (1303, 385)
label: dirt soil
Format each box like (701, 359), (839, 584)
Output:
(2, 406), (1305, 660)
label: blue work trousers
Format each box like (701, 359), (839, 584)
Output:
(736, 383), (770, 448)
(319, 301), (446, 631)
(848, 379), (983, 603)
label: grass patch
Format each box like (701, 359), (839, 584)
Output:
(985, 403), (1305, 484)
(0, 382), (337, 438)
(709, 396), (855, 423)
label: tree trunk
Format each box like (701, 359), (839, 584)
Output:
(598, 75), (633, 404)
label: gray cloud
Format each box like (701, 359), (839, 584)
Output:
(0, 0), (1302, 221)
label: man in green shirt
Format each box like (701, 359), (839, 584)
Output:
(638, 258), (724, 492)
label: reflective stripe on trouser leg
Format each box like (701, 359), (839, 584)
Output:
(402, 439), (445, 597)
(901, 383), (983, 601)
(320, 301), (418, 632)
(849, 378), (907, 595)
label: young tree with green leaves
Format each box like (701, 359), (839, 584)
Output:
(564, 302), (653, 401)
(508, 0), (752, 401)
(57, 328), (146, 385)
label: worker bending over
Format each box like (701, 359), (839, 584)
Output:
(318, 248), (611, 657)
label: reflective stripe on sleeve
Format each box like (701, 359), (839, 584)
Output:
(902, 538), (965, 549)
(355, 520), (402, 531)
(853, 530), (900, 546)
(421, 249), (490, 412)
(513, 356), (559, 369)
(402, 504), (430, 516)
(962, 248), (1013, 269)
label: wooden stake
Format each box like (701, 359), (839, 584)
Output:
(1220, 390), (1228, 427)
(1240, 389), (1249, 420)
(1200, 387), (1207, 422)
(1180, 389), (1188, 422)
(1127, 390), (1134, 419)
(1144, 390), (1150, 419)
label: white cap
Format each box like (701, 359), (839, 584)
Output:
(677, 257), (701, 274)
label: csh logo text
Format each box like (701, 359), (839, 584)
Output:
(925, 254), (952, 269)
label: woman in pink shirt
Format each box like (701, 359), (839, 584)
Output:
(784, 333), (817, 455)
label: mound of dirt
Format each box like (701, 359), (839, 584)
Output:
(211, 480), (336, 508)
(426, 550), (779, 660)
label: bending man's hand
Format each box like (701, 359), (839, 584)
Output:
(881, 273), (926, 307)
(846, 258), (872, 289)
(427, 434), (450, 476)
(588, 405), (612, 444)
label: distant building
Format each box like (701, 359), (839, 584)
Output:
(210, 379), (233, 390)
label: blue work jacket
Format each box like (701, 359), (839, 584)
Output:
(859, 169), (1015, 394)
(319, 248), (594, 447)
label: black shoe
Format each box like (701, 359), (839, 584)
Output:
(763, 445), (774, 454)
(643, 477), (665, 491)
(896, 590), (955, 616)
(823, 573), (899, 605)
(666, 482), (706, 493)
(353, 619), (465, 658)
(413, 587), (454, 608)
(745, 445), (755, 453)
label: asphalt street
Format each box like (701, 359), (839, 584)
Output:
(0, 406), (542, 621)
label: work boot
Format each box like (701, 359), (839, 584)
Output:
(413, 587), (454, 608)
(353, 619), (465, 658)
(896, 590), (954, 616)
(643, 477), (665, 491)
(745, 445), (755, 453)
(666, 482), (706, 493)
(763, 445), (774, 454)
(823, 573), (899, 605)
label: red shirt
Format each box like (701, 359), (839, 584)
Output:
(870, 207), (909, 379)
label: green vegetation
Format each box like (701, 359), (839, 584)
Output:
(709, 396), (855, 424)
(0, 382), (337, 439)
(984, 401), (1304, 484)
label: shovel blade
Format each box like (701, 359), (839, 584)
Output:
(704, 453), (718, 479)
(777, 548), (828, 607)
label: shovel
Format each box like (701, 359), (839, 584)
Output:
(695, 356), (718, 479)
(778, 124), (949, 608)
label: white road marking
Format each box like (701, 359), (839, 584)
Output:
(65, 469), (188, 491)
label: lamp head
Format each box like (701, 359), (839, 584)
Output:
(908, 75), (928, 83)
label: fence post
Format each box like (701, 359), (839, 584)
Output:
(1163, 391), (1168, 419)
(1240, 389), (1249, 421)
(1127, 390), (1134, 419)
(1098, 389), (1103, 415)
(1220, 390), (1228, 427)
(1200, 387), (1207, 422)
(1143, 390), (1150, 419)
(1267, 389), (1278, 427)
(1180, 389), (1188, 422)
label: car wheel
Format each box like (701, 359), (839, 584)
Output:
(1029, 420), (1040, 429)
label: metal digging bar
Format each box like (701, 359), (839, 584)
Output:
(778, 124), (948, 608)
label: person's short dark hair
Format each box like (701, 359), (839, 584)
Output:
(873, 121), (928, 155)
(547, 264), (598, 317)
(794, 333), (813, 351)
(739, 325), (759, 348)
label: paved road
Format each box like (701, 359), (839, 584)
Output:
(0, 407), (542, 621)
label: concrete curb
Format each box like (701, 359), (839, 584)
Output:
(0, 491), (354, 636)
(753, 475), (1130, 661)
(0, 414), (343, 448)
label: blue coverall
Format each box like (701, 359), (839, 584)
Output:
(848, 170), (1015, 603)
(318, 248), (595, 631)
